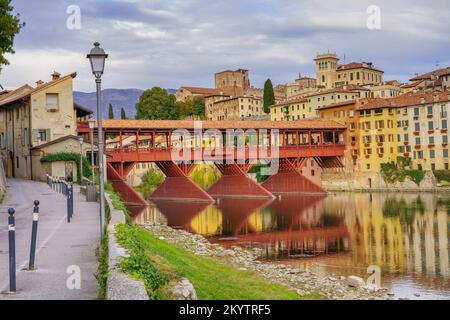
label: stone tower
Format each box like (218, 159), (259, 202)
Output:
(215, 69), (250, 96)
(314, 53), (339, 89)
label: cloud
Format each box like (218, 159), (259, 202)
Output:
(1, 0), (449, 91)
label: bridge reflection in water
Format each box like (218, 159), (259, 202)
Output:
(129, 192), (450, 299)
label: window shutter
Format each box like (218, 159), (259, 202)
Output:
(32, 129), (39, 144)
(46, 129), (51, 142)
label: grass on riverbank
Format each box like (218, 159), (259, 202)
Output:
(115, 223), (307, 300)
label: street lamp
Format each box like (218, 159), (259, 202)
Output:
(87, 42), (108, 240)
(88, 117), (96, 185)
(79, 136), (84, 184)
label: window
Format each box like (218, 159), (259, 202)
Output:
(46, 93), (59, 111)
(429, 136), (435, 144)
(415, 123), (420, 132)
(414, 108), (420, 116)
(415, 137), (421, 145)
(16, 157), (19, 169)
(427, 106), (433, 115)
(444, 135), (449, 144)
(428, 121), (434, 131)
(22, 128), (29, 146)
(430, 149), (435, 159)
(443, 120), (448, 129)
(444, 149), (449, 158)
(35, 129), (51, 143)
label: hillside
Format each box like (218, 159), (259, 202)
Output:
(74, 88), (177, 119)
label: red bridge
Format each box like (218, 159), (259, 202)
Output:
(78, 119), (346, 205)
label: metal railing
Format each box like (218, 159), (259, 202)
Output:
(46, 174), (74, 223)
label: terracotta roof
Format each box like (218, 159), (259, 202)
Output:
(99, 119), (346, 130)
(179, 87), (222, 95)
(318, 100), (357, 110)
(401, 80), (424, 89)
(0, 73), (77, 107)
(0, 84), (33, 102)
(358, 91), (450, 111)
(410, 67), (450, 81)
(337, 62), (384, 73)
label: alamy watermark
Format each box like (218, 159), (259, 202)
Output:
(367, 5), (381, 30)
(66, 5), (81, 30)
(171, 122), (280, 176)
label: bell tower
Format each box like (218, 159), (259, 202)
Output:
(314, 53), (339, 89)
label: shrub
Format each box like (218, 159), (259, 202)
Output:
(140, 168), (165, 198)
(40, 152), (92, 183)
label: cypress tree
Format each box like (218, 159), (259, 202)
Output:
(263, 79), (275, 114)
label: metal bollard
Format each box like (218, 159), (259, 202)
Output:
(69, 184), (74, 219)
(67, 184), (72, 223)
(28, 200), (40, 270)
(8, 208), (16, 292)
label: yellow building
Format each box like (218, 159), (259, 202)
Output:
(319, 100), (361, 171)
(270, 97), (310, 121)
(357, 102), (398, 173)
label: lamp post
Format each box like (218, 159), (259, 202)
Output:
(88, 118), (96, 185)
(79, 136), (84, 184)
(87, 42), (108, 239)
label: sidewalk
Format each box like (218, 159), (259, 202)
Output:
(0, 179), (99, 300)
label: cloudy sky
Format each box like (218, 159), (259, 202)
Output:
(1, 0), (449, 92)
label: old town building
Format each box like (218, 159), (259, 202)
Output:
(0, 72), (93, 180)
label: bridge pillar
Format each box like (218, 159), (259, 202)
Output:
(207, 163), (274, 198)
(151, 162), (214, 202)
(106, 163), (148, 206)
(262, 158), (327, 194)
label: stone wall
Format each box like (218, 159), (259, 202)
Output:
(104, 194), (148, 300)
(322, 170), (440, 191)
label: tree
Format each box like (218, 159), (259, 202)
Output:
(108, 103), (114, 119)
(177, 97), (205, 119)
(263, 79), (275, 114)
(0, 0), (25, 73)
(135, 87), (180, 120)
(140, 168), (165, 198)
(120, 107), (127, 120)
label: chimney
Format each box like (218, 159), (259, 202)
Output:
(36, 80), (44, 86)
(51, 71), (61, 81)
(420, 97), (426, 104)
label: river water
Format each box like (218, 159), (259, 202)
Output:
(128, 192), (450, 300)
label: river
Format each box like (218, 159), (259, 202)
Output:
(128, 192), (450, 300)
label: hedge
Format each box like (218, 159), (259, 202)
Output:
(40, 152), (92, 183)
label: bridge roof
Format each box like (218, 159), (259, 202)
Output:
(100, 119), (346, 130)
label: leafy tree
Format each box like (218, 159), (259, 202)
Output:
(108, 103), (114, 119)
(263, 79), (275, 114)
(0, 0), (25, 73)
(140, 168), (165, 198)
(177, 97), (205, 119)
(120, 107), (127, 120)
(135, 87), (180, 120)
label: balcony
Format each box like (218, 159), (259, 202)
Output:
(428, 130), (435, 135)
(427, 114), (433, 119)
(364, 143), (371, 148)
(377, 142), (384, 147)
(414, 131), (420, 136)
(404, 141), (410, 146)
(415, 145), (421, 150)
(403, 152), (410, 157)
(428, 144), (435, 148)
(365, 155), (370, 159)
(441, 129), (448, 134)
(441, 112), (448, 118)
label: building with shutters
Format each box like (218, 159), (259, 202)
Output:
(0, 71), (93, 179)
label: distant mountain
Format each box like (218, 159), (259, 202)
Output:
(74, 88), (178, 119)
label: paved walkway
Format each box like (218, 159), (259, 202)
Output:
(0, 179), (99, 300)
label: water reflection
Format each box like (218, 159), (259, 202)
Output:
(129, 193), (450, 299)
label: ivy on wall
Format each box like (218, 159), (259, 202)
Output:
(40, 152), (92, 183)
(381, 157), (425, 186)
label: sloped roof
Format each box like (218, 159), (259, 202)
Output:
(0, 73), (77, 107)
(410, 67), (450, 81)
(358, 91), (450, 111)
